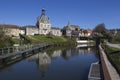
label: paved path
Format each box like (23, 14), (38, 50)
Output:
(107, 42), (120, 49)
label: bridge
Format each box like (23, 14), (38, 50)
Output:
(0, 43), (51, 66)
(76, 37), (94, 44)
(88, 44), (120, 80)
(99, 45), (120, 80)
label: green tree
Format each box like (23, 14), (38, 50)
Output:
(93, 23), (106, 33)
(0, 29), (13, 48)
(93, 23), (113, 42)
(112, 32), (120, 43)
(93, 23), (112, 38)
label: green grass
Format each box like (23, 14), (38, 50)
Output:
(11, 38), (20, 44)
(109, 47), (120, 51)
(0, 35), (75, 48)
(111, 32), (120, 44)
(28, 35), (68, 43)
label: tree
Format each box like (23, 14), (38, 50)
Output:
(93, 23), (113, 42)
(93, 23), (107, 33)
(112, 32), (120, 43)
(0, 29), (13, 48)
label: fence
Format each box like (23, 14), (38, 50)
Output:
(0, 43), (49, 56)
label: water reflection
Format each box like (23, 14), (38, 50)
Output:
(0, 46), (99, 80)
(51, 50), (62, 59)
(27, 46), (95, 71)
(77, 47), (95, 54)
(27, 50), (62, 62)
(26, 50), (62, 79)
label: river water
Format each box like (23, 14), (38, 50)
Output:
(0, 46), (99, 80)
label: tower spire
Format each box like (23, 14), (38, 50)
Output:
(67, 21), (70, 26)
(42, 8), (45, 15)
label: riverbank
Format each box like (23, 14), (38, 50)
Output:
(0, 35), (76, 48)
(27, 35), (76, 46)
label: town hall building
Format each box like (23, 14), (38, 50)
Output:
(25, 8), (62, 36)
(36, 8), (51, 35)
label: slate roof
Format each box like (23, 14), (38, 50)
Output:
(51, 27), (61, 30)
(37, 8), (50, 24)
(70, 25), (80, 28)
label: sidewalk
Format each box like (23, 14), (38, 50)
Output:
(107, 42), (120, 49)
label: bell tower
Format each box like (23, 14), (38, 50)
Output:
(41, 8), (45, 15)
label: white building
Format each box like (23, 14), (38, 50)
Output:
(25, 8), (62, 36)
(51, 27), (62, 36)
(36, 8), (51, 35)
(25, 26), (38, 35)
(0, 24), (20, 37)
(19, 28), (25, 35)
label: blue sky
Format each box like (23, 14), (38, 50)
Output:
(0, 0), (120, 29)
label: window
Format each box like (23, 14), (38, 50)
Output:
(41, 30), (43, 34)
(41, 24), (43, 28)
(47, 25), (49, 28)
(44, 25), (46, 28)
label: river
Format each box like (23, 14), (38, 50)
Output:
(0, 46), (99, 80)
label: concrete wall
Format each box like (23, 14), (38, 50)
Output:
(99, 45), (120, 80)
(99, 45), (111, 80)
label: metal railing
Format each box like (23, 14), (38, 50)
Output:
(0, 43), (49, 55)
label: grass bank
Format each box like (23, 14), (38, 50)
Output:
(13, 35), (76, 46)
(0, 35), (76, 48)
(28, 35), (68, 43)
(29, 35), (76, 46)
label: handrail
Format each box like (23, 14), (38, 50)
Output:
(0, 43), (49, 55)
(99, 45), (120, 80)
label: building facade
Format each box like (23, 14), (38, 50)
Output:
(51, 27), (62, 36)
(62, 22), (80, 37)
(0, 24), (20, 37)
(24, 26), (38, 35)
(36, 8), (51, 35)
(79, 29), (93, 37)
(25, 8), (62, 36)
